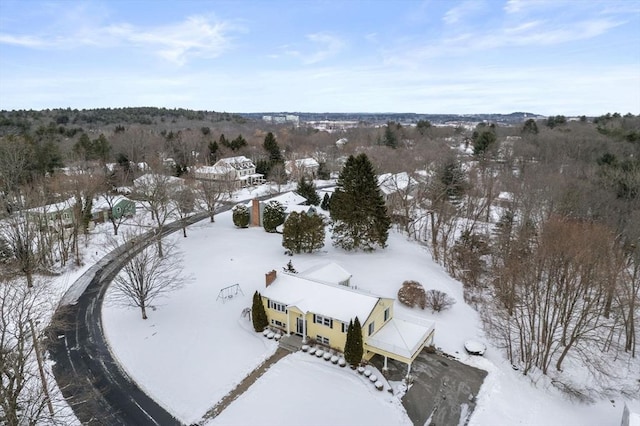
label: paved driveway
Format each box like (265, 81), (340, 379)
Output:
(371, 350), (487, 426)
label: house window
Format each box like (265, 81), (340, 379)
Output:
(342, 322), (348, 333)
(271, 319), (285, 328)
(314, 314), (333, 328)
(316, 335), (330, 345)
(368, 321), (375, 336)
(384, 307), (390, 322)
(268, 300), (287, 313)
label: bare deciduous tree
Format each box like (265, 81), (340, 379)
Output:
(133, 172), (179, 257)
(0, 277), (70, 425)
(424, 289), (456, 313)
(109, 233), (187, 320)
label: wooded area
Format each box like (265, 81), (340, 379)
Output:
(1, 108), (639, 411)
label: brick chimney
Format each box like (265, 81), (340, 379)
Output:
(265, 270), (277, 287)
(252, 198), (261, 227)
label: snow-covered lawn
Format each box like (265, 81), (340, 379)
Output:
(209, 352), (411, 426)
(100, 206), (636, 425)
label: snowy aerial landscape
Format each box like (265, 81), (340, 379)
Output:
(88, 186), (633, 425)
(1, 1), (639, 425)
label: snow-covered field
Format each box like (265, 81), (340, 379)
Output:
(98, 203), (636, 426)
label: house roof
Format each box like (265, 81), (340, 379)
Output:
(91, 195), (131, 211)
(262, 269), (382, 324)
(366, 316), (435, 360)
(25, 197), (75, 214)
(194, 164), (234, 175)
(215, 156), (255, 170)
(285, 158), (320, 173)
(133, 173), (184, 187)
(378, 172), (415, 195)
(298, 262), (351, 285)
(266, 191), (307, 207)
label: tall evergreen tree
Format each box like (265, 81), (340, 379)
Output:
(344, 319), (355, 365)
(330, 153), (390, 251)
(352, 317), (363, 364)
(317, 161), (330, 180)
(263, 132), (283, 163)
(296, 176), (321, 206)
(344, 317), (363, 366)
(282, 211), (325, 253)
(252, 291), (269, 332)
(382, 123), (398, 148)
(321, 193), (331, 210)
(263, 200), (286, 232)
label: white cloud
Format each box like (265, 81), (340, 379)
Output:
(303, 33), (345, 64)
(443, 0), (485, 25)
(0, 14), (239, 65)
(0, 34), (47, 48)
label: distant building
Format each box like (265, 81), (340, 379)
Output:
(262, 114), (300, 125)
(284, 158), (320, 181)
(194, 156), (264, 189)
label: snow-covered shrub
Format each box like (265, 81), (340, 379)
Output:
(262, 200), (286, 233)
(397, 280), (426, 309)
(425, 289), (456, 313)
(232, 204), (250, 228)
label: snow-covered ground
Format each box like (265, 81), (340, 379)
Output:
(99, 202), (636, 425)
(210, 352), (411, 426)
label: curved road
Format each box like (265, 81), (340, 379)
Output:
(49, 188), (334, 425)
(49, 212), (211, 425)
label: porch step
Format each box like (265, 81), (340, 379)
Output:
(279, 334), (303, 352)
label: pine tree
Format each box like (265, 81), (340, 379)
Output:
(344, 319), (355, 365)
(282, 211), (325, 253)
(330, 153), (390, 251)
(321, 193), (330, 210)
(352, 317), (363, 364)
(283, 259), (297, 273)
(296, 176), (321, 206)
(262, 200), (286, 232)
(263, 132), (283, 163)
(252, 291), (269, 332)
(344, 317), (363, 366)
(317, 161), (330, 180)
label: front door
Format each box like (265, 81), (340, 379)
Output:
(296, 317), (304, 336)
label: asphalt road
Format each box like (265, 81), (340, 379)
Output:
(49, 213), (210, 425)
(48, 188), (337, 425)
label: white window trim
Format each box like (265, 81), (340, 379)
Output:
(314, 314), (333, 328)
(368, 321), (375, 336)
(268, 300), (287, 313)
(316, 335), (330, 345)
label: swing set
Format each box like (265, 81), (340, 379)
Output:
(216, 283), (245, 303)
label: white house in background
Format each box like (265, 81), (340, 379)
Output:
(261, 263), (435, 375)
(24, 197), (76, 229)
(378, 172), (417, 203)
(285, 158), (320, 181)
(194, 156), (264, 188)
(133, 174), (186, 197)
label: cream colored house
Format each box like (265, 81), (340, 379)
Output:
(261, 264), (435, 374)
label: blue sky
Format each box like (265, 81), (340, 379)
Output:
(0, 0), (638, 115)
